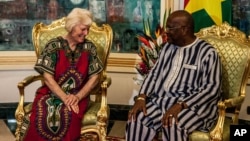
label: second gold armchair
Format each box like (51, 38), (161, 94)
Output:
(189, 22), (250, 141)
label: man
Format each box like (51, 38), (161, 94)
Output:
(126, 10), (222, 141)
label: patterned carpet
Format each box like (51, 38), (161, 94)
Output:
(106, 136), (125, 141)
(0, 119), (127, 141)
(107, 121), (126, 141)
(0, 120), (16, 141)
(81, 134), (125, 141)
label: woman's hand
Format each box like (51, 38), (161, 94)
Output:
(128, 95), (147, 121)
(64, 94), (80, 114)
(43, 72), (80, 114)
(70, 104), (79, 114)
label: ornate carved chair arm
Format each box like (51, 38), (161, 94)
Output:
(224, 96), (245, 108)
(210, 101), (226, 141)
(16, 74), (44, 111)
(103, 76), (111, 88)
(209, 95), (245, 141)
(94, 76), (111, 141)
(15, 74), (44, 140)
(18, 74), (44, 91)
(224, 96), (245, 124)
(80, 125), (102, 141)
(99, 76), (111, 106)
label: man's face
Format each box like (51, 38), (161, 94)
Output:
(165, 17), (185, 45)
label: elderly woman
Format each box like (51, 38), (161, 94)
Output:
(22, 8), (103, 141)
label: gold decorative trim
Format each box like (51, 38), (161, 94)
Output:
(0, 54), (36, 66)
(108, 53), (140, 68)
(0, 52), (141, 70)
(195, 22), (250, 45)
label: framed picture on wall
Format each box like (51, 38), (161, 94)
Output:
(105, 0), (161, 53)
(232, 0), (250, 36)
(0, 0), (160, 52)
(0, 0), (167, 69)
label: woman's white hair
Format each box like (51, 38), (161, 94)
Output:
(65, 8), (93, 32)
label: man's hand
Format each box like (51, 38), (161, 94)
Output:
(162, 103), (184, 127)
(128, 95), (147, 121)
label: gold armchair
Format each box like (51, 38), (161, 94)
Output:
(14, 17), (113, 141)
(189, 23), (250, 141)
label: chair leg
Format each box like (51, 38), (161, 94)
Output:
(15, 107), (25, 141)
(80, 132), (99, 141)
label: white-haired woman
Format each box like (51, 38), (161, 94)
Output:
(22, 8), (103, 141)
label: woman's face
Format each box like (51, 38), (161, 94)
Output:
(70, 24), (90, 43)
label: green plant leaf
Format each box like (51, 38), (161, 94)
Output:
(163, 8), (171, 31)
(143, 18), (151, 37)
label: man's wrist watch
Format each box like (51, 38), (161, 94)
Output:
(136, 97), (145, 101)
(134, 95), (146, 101)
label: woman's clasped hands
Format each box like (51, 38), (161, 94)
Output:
(64, 94), (80, 114)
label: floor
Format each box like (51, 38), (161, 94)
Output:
(0, 103), (131, 140)
(0, 120), (16, 141)
(1, 103), (250, 140)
